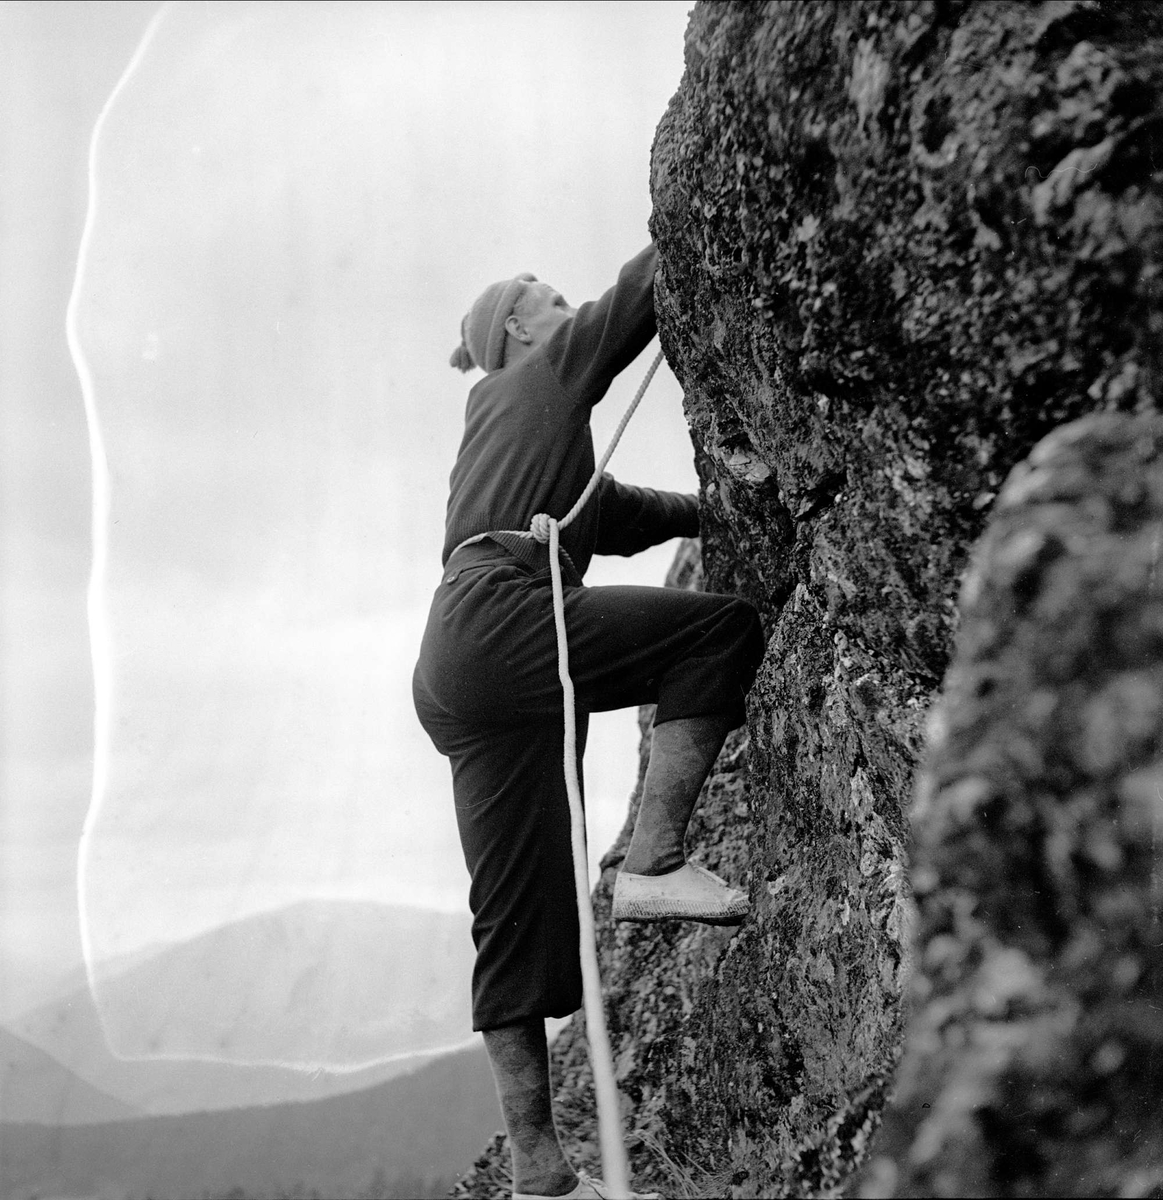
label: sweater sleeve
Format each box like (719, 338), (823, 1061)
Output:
(592, 474), (700, 558)
(543, 245), (658, 410)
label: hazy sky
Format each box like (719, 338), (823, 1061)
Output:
(3, 0), (697, 1045)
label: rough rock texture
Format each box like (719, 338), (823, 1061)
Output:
(456, 2), (1163, 1196)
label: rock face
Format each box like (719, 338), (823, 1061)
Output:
(457, 2), (1163, 1196)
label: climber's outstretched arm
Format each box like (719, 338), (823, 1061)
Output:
(545, 244), (659, 411)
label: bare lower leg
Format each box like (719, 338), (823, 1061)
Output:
(482, 1019), (576, 1197)
(621, 712), (735, 876)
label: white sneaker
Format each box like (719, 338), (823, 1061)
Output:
(612, 862), (748, 926)
(513, 1170), (661, 1199)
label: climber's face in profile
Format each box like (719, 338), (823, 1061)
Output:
(505, 282), (576, 350)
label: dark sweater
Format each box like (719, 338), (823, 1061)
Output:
(442, 244), (698, 578)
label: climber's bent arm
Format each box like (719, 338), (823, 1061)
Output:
(593, 474), (699, 558)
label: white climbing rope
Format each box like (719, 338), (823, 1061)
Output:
(546, 511), (628, 1198)
(451, 346), (664, 1200)
(540, 350), (662, 1200)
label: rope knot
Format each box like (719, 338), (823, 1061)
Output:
(530, 513), (553, 543)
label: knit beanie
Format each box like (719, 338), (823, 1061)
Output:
(449, 272), (537, 373)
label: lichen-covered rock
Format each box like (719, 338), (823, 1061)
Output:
(646, 1), (1161, 1194)
(456, 2), (1163, 1196)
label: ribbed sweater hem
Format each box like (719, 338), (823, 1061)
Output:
(446, 524), (582, 586)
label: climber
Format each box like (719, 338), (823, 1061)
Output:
(412, 243), (764, 1200)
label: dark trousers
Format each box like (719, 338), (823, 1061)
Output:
(412, 544), (764, 1030)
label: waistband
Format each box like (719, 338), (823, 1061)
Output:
(442, 535), (583, 588)
(442, 537), (526, 584)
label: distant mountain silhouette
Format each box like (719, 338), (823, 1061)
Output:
(9, 900), (477, 1115)
(0, 1027), (140, 1124)
(88, 899), (477, 1067)
(0, 1040), (502, 1200)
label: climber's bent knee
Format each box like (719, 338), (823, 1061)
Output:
(652, 596), (765, 730)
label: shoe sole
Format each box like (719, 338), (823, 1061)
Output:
(612, 907), (747, 927)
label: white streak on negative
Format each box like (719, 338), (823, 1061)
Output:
(66, 1), (175, 1019)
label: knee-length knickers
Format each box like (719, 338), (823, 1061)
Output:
(412, 542), (765, 1030)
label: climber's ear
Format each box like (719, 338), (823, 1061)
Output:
(505, 313), (531, 344)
